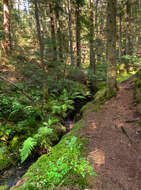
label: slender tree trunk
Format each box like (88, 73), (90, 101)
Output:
(125, 0), (132, 73)
(3, 0), (11, 52)
(95, 0), (99, 64)
(49, 2), (57, 62)
(89, 0), (96, 74)
(75, 5), (81, 68)
(67, 0), (74, 66)
(106, 0), (117, 92)
(55, 9), (63, 61)
(95, 0), (99, 34)
(118, 13), (122, 60)
(34, 0), (44, 69)
(126, 0), (132, 55)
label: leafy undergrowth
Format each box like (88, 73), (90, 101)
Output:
(117, 72), (136, 83)
(11, 120), (96, 190)
(0, 87), (85, 172)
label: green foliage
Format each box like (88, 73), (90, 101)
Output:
(0, 95), (41, 123)
(117, 72), (133, 83)
(35, 136), (95, 189)
(135, 80), (141, 88)
(86, 63), (107, 83)
(47, 77), (90, 97)
(0, 144), (12, 171)
(43, 117), (59, 126)
(0, 96), (13, 118)
(16, 134), (96, 190)
(0, 184), (8, 190)
(20, 116), (59, 163)
(45, 89), (85, 118)
(121, 55), (141, 70)
(21, 137), (37, 163)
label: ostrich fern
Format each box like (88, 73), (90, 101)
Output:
(21, 137), (37, 163)
(20, 127), (53, 163)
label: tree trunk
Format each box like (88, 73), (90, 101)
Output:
(126, 0), (132, 55)
(49, 2), (57, 62)
(75, 5), (81, 68)
(3, 0), (11, 52)
(89, 0), (96, 74)
(118, 13), (122, 61)
(67, 0), (74, 66)
(34, 0), (44, 69)
(95, 0), (99, 65)
(95, 0), (99, 34)
(106, 0), (117, 92)
(125, 0), (132, 73)
(55, 9), (63, 61)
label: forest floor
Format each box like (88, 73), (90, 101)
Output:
(80, 79), (141, 190)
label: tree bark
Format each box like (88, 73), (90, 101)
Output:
(89, 0), (96, 74)
(3, 0), (11, 52)
(106, 0), (117, 92)
(75, 4), (81, 68)
(49, 2), (57, 62)
(67, 0), (74, 66)
(118, 13), (122, 60)
(126, 0), (132, 55)
(55, 8), (63, 61)
(34, 0), (44, 69)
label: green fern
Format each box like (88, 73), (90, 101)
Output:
(20, 127), (54, 163)
(38, 127), (53, 136)
(21, 137), (37, 163)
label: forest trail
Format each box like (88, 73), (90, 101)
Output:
(81, 79), (141, 190)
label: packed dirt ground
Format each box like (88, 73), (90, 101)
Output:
(81, 79), (141, 190)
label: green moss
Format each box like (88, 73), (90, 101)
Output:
(0, 185), (8, 190)
(94, 87), (107, 102)
(135, 96), (141, 103)
(106, 89), (117, 100)
(117, 72), (133, 83)
(0, 154), (11, 171)
(134, 77), (141, 103)
(137, 120), (141, 128)
(10, 120), (92, 190)
(81, 87), (114, 115)
(91, 103), (101, 112)
(80, 102), (94, 114)
(51, 123), (66, 138)
(135, 80), (141, 88)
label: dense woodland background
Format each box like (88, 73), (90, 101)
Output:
(1, 0), (141, 86)
(0, 0), (141, 189)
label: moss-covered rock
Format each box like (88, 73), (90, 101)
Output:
(80, 87), (109, 116)
(133, 70), (141, 103)
(80, 102), (94, 115)
(51, 123), (66, 138)
(10, 120), (94, 190)
(0, 185), (8, 190)
(94, 87), (107, 102)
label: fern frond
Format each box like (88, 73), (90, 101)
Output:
(38, 127), (53, 136)
(21, 137), (37, 163)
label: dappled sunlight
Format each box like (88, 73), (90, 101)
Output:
(91, 122), (97, 129)
(88, 149), (105, 167)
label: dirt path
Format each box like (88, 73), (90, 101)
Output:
(81, 80), (141, 190)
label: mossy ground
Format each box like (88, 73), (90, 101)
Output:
(10, 120), (91, 190)
(133, 70), (141, 130)
(0, 155), (11, 171)
(80, 86), (117, 116)
(133, 70), (141, 103)
(0, 185), (8, 190)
